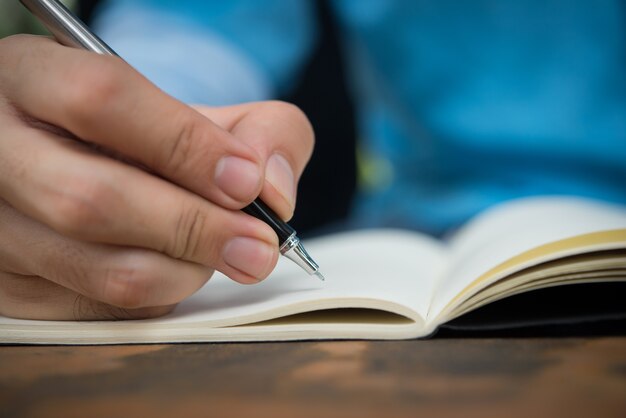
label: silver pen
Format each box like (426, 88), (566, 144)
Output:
(19, 0), (325, 281)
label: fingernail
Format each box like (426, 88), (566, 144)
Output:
(265, 153), (296, 210)
(223, 237), (276, 280)
(215, 156), (261, 203)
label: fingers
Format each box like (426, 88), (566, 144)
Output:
(0, 272), (175, 320)
(195, 101), (315, 220)
(0, 200), (202, 319)
(0, 120), (279, 283)
(0, 35), (315, 220)
(0, 35), (263, 209)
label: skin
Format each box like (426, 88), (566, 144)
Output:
(0, 35), (314, 321)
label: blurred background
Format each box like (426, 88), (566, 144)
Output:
(1, 0), (74, 37)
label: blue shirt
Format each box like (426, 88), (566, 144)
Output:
(94, 0), (626, 236)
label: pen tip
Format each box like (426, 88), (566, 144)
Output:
(314, 271), (326, 281)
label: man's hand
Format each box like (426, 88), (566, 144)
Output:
(0, 35), (314, 320)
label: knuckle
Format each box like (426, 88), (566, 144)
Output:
(72, 294), (105, 320)
(267, 101), (315, 151)
(62, 57), (124, 123)
(101, 260), (154, 309)
(157, 110), (203, 176)
(47, 177), (111, 237)
(168, 205), (208, 260)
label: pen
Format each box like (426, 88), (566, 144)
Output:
(19, 0), (325, 281)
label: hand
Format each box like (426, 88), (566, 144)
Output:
(0, 35), (314, 320)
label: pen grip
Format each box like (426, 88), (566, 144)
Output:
(242, 200), (295, 244)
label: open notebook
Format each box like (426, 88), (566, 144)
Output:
(1, 195), (625, 344)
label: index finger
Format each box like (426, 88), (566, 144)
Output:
(0, 35), (262, 209)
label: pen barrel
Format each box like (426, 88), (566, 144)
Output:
(19, 0), (117, 56)
(242, 200), (295, 244)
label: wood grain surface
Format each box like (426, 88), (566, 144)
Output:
(1, 338), (625, 418)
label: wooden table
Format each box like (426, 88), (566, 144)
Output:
(1, 337), (625, 418)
